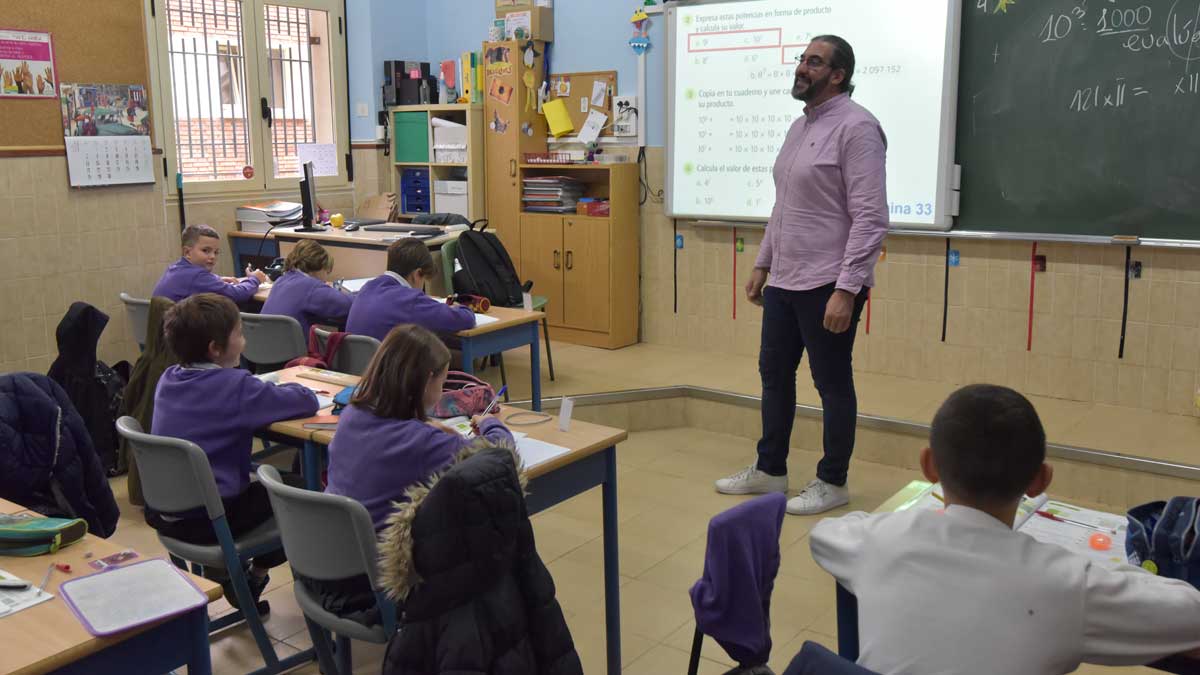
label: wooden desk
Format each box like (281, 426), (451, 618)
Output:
(0, 500), (222, 675)
(228, 227), (457, 294)
(264, 366), (626, 675)
(834, 483), (1197, 674)
(251, 288), (545, 411)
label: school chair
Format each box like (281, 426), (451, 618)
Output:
(115, 416), (315, 675)
(313, 327), (381, 376)
(781, 641), (881, 675)
(240, 312), (307, 373)
(688, 492), (787, 675)
(835, 583), (861, 660)
(256, 465), (398, 675)
(441, 237), (555, 383)
(119, 292), (150, 351)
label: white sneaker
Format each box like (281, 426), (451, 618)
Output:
(715, 465), (788, 495)
(786, 479), (850, 515)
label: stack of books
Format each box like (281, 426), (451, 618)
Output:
(236, 200), (303, 233)
(522, 176), (585, 214)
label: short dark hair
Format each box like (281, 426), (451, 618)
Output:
(163, 293), (241, 364)
(387, 239), (436, 278)
(181, 224), (220, 248)
(930, 384), (1046, 505)
(351, 323), (450, 421)
(812, 35), (855, 95)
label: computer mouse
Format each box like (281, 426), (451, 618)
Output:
(344, 222), (360, 232)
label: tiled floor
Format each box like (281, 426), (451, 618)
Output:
(486, 339), (1200, 467)
(98, 341), (1178, 673)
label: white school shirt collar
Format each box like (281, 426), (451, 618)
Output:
(384, 271), (412, 288)
(943, 503), (1017, 531)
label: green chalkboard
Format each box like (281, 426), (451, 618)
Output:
(954, 0), (1200, 239)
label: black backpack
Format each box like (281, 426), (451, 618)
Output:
(453, 219), (525, 307)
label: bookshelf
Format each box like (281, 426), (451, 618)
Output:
(388, 104), (484, 221)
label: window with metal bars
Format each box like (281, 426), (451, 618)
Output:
(155, 0), (344, 187)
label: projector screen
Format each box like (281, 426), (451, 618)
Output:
(666, 0), (961, 229)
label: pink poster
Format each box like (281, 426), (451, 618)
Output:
(0, 28), (57, 98)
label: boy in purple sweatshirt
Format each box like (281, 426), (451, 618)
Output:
(344, 238), (475, 341)
(152, 224), (267, 303)
(150, 293), (319, 611)
(325, 323), (512, 529)
(261, 239), (354, 335)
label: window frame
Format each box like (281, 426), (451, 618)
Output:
(146, 0), (349, 197)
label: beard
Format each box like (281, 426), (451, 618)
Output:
(792, 71), (831, 102)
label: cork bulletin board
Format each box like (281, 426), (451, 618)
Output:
(0, 0), (153, 151)
(547, 70), (617, 138)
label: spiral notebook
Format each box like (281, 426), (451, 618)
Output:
(58, 559), (207, 636)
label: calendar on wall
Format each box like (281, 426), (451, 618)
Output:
(60, 82), (155, 187)
(64, 136), (155, 187)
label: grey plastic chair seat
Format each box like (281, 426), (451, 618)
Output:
(157, 517), (280, 568)
(120, 292), (151, 349)
(293, 581), (387, 643)
(313, 327), (381, 376)
(241, 312), (307, 371)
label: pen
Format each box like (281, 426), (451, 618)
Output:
(36, 563), (54, 597)
(1035, 510), (1119, 535)
(482, 386), (507, 416)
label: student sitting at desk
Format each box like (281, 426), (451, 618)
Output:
(150, 293), (320, 611)
(325, 323), (513, 529)
(261, 239), (354, 335)
(152, 224), (268, 303)
(809, 384), (1200, 675)
(344, 238), (475, 341)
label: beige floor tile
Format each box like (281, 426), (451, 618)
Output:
(197, 624), (306, 674)
(662, 621), (737, 667)
(565, 609), (659, 673)
(623, 643), (729, 675)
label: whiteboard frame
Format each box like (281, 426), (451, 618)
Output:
(664, 0), (963, 231)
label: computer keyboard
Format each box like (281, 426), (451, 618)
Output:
(361, 224), (446, 235)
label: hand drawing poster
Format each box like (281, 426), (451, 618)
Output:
(0, 28), (57, 98)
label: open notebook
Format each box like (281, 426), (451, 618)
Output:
(440, 417), (569, 471)
(895, 482), (1129, 568)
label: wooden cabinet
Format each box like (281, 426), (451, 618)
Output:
(517, 163), (639, 349)
(388, 104), (485, 221)
(483, 39), (548, 276)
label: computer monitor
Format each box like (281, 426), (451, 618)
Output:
(296, 161), (322, 232)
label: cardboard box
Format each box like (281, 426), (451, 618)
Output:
(435, 192), (470, 218)
(495, 0), (550, 8)
(499, 7), (554, 42)
(435, 180), (469, 195)
(432, 124), (467, 147)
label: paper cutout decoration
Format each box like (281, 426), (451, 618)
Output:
(488, 78), (514, 105)
(543, 98), (574, 137)
(630, 7), (651, 55)
(489, 110), (510, 134)
(554, 76), (571, 97)
(523, 40), (540, 69)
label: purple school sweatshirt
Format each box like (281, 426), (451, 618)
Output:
(261, 269), (355, 336)
(152, 257), (261, 303)
(344, 272), (475, 341)
(152, 364), (319, 498)
(324, 404), (513, 529)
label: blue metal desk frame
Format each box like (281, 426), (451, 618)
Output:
(46, 603), (211, 675)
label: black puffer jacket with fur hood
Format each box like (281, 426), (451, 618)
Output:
(378, 439), (582, 675)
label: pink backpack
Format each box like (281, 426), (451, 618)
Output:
(431, 371), (496, 418)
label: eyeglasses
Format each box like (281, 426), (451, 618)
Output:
(794, 55), (829, 69)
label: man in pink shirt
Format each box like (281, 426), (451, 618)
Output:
(716, 36), (889, 515)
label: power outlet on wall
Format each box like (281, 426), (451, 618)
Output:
(613, 96), (638, 137)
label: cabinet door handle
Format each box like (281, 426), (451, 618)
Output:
(553, 250), (561, 270)
(509, 159), (517, 177)
(565, 250), (574, 270)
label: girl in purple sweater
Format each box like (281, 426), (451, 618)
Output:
(325, 323), (513, 529)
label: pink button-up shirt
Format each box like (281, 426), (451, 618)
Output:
(754, 93), (889, 295)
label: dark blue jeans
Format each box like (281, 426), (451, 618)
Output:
(755, 284), (868, 486)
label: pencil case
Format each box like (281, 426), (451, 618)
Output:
(0, 515), (88, 557)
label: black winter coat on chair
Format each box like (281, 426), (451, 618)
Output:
(378, 438), (583, 675)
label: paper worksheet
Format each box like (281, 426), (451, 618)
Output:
(0, 568), (54, 617)
(474, 314), (500, 327)
(1019, 516), (1129, 569)
(336, 277), (372, 293)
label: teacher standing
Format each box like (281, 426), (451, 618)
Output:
(715, 35), (889, 515)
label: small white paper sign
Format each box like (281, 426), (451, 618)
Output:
(580, 96), (589, 113)
(590, 79), (607, 107)
(298, 143), (338, 177)
(558, 397), (575, 432)
(577, 110), (608, 146)
(522, 291), (534, 312)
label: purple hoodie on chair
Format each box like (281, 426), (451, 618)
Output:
(152, 257), (261, 303)
(344, 272), (475, 341)
(261, 269), (355, 335)
(690, 492), (787, 667)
